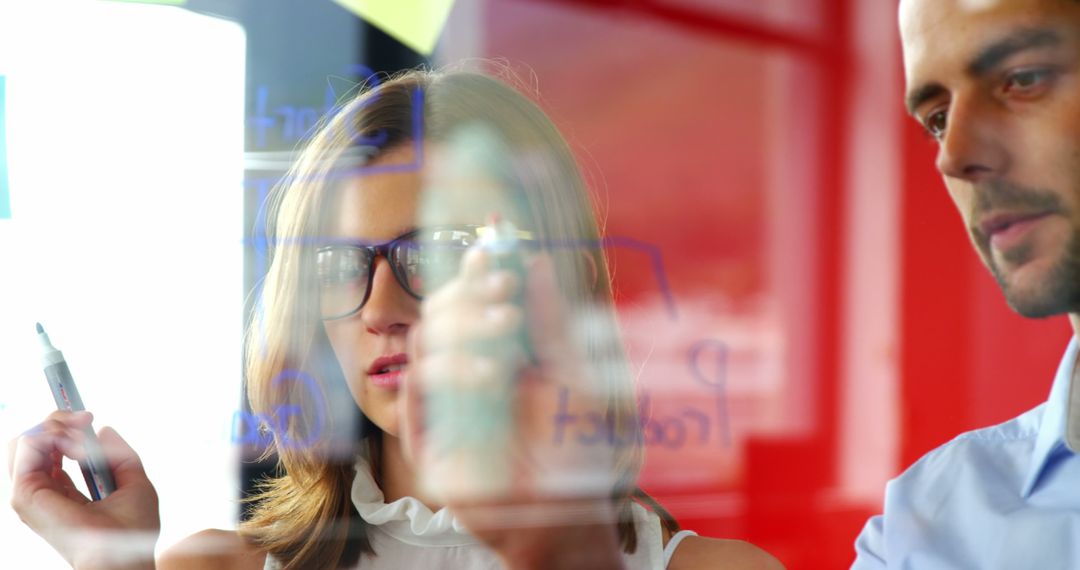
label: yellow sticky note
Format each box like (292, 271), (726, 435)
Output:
(333, 0), (456, 56)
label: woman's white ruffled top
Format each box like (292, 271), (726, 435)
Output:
(265, 456), (675, 569)
(350, 456), (479, 548)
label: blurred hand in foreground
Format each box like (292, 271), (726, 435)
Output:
(402, 251), (625, 570)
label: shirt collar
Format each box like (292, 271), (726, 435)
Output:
(1021, 335), (1080, 497)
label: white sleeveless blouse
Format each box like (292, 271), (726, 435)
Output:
(264, 458), (693, 569)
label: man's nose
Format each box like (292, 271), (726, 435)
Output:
(935, 95), (1010, 183)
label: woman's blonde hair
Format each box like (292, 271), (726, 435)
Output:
(239, 66), (673, 569)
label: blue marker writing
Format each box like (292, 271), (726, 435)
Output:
(35, 323), (116, 500)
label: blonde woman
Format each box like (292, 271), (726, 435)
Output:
(10, 68), (782, 570)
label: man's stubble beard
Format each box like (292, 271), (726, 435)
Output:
(968, 179), (1080, 318)
(989, 223), (1080, 318)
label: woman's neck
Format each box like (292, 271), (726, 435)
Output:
(378, 431), (442, 511)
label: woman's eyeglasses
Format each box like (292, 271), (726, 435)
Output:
(315, 225), (533, 320)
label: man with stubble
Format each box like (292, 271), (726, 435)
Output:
(853, 0), (1080, 567)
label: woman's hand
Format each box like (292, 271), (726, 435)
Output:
(8, 411), (160, 570)
(402, 250), (625, 570)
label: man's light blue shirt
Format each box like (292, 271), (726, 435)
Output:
(853, 337), (1080, 569)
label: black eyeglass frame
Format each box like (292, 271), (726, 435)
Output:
(315, 224), (534, 321)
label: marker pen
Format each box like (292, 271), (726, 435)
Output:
(36, 323), (116, 500)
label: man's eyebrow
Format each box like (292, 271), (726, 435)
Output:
(904, 28), (1063, 117)
(968, 27), (1062, 76)
(905, 83), (946, 117)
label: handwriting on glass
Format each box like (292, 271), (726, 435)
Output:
(552, 338), (730, 449)
(231, 369), (326, 449)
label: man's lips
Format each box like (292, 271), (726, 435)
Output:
(368, 353), (408, 389)
(977, 211), (1053, 250)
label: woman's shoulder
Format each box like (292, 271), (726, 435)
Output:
(667, 535), (785, 570)
(158, 529), (268, 570)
